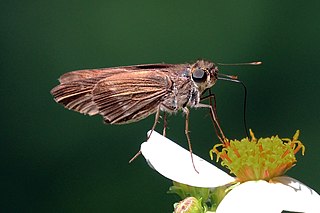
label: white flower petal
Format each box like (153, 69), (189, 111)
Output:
(216, 180), (284, 213)
(217, 177), (320, 213)
(271, 176), (320, 213)
(140, 130), (235, 188)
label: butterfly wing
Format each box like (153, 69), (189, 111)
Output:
(93, 70), (172, 124)
(51, 64), (176, 123)
(51, 76), (102, 115)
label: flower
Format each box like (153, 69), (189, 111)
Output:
(140, 130), (320, 213)
(173, 197), (204, 213)
(210, 130), (305, 182)
(140, 130), (235, 188)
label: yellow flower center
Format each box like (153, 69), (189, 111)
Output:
(210, 130), (305, 182)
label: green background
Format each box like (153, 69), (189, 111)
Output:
(1, 1), (319, 212)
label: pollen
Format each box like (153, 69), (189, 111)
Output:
(210, 130), (305, 182)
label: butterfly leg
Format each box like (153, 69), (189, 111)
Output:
(183, 107), (199, 173)
(148, 105), (161, 139)
(129, 106), (161, 163)
(196, 102), (226, 143)
(162, 112), (167, 137)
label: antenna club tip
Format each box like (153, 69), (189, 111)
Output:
(253, 61), (262, 65)
(231, 75), (238, 80)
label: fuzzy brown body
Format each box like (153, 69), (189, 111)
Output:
(51, 60), (218, 124)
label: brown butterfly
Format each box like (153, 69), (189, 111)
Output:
(51, 59), (252, 171)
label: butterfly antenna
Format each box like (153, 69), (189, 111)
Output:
(217, 61), (262, 66)
(216, 60), (261, 137)
(218, 75), (249, 138)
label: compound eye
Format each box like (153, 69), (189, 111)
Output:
(192, 68), (207, 83)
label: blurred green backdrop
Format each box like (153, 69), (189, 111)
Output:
(1, 0), (319, 212)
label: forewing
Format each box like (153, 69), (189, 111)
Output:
(58, 63), (177, 84)
(93, 71), (172, 124)
(51, 63), (184, 122)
